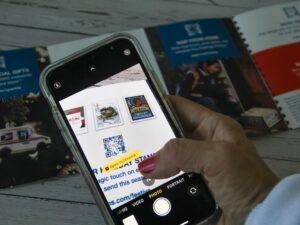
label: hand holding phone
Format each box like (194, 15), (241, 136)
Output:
(40, 34), (220, 225)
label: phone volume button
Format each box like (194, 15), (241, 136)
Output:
(52, 111), (65, 132)
(52, 112), (61, 128)
(61, 131), (70, 143)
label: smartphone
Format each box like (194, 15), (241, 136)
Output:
(40, 34), (220, 225)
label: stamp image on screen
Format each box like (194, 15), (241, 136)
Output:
(125, 95), (154, 121)
(93, 100), (123, 130)
(103, 135), (126, 158)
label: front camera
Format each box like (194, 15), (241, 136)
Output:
(89, 65), (96, 72)
(123, 49), (131, 56)
(53, 82), (61, 89)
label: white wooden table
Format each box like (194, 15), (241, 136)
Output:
(0, 0), (299, 224)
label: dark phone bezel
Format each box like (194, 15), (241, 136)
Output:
(41, 35), (218, 225)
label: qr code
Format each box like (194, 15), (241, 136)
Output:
(103, 135), (126, 158)
(184, 23), (202, 36)
(283, 6), (300, 18)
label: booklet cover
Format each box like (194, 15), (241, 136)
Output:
(145, 18), (287, 133)
(0, 47), (78, 188)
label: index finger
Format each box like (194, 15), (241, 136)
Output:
(168, 96), (245, 142)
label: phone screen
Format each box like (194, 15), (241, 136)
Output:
(48, 37), (217, 225)
(60, 62), (178, 209)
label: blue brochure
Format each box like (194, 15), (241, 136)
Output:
(0, 48), (42, 99)
(155, 19), (239, 66)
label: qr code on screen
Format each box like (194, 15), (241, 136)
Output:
(103, 135), (126, 158)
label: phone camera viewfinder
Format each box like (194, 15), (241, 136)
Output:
(123, 49), (131, 56)
(53, 82), (61, 89)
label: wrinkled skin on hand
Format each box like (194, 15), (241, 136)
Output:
(138, 96), (278, 225)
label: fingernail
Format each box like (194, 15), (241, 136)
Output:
(138, 155), (156, 173)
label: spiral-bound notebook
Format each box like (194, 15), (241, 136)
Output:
(46, 1), (300, 134)
(234, 1), (300, 129)
(144, 1), (300, 132)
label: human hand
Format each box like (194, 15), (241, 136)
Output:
(138, 96), (278, 225)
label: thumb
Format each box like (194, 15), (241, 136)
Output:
(138, 138), (219, 179)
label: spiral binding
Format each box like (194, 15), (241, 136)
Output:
(232, 19), (289, 127)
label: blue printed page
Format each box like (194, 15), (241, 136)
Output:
(0, 48), (45, 98)
(145, 18), (288, 133)
(154, 19), (239, 66)
(0, 47), (77, 188)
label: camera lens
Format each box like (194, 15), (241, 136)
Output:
(123, 49), (131, 56)
(53, 82), (61, 89)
